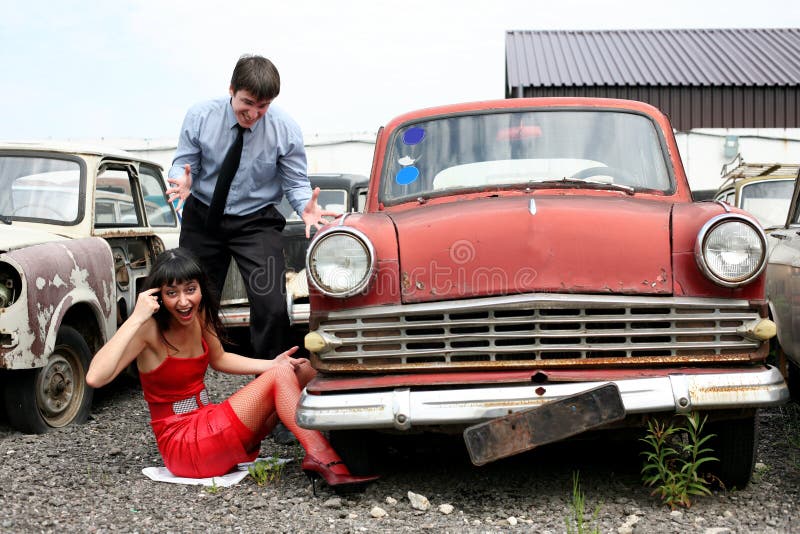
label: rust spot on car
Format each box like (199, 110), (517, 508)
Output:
(401, 272), (412, 291)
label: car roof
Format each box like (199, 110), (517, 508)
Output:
(309, 173), (369, 189)
(0, 141), (163, 169)
(716, 162), (800, 196)
(382, 97), (667, 130)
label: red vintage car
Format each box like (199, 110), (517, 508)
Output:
(296, 98), (788, 488)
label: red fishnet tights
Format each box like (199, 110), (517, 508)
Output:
(227, 361), (345, 471)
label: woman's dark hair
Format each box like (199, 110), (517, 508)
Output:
(142, 248), (226, 347)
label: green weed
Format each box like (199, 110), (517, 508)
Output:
(565, 471), (601, 534)
(640, 412), (717, 509)
(248, 457), (285, 486)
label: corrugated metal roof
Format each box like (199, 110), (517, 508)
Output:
(506, 28), (800, 88)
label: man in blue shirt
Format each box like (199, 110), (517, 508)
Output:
(166, 54), (334, 359)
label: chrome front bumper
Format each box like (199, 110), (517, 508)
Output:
(296, 366), (788, 431)
(219, 302), (309, 327)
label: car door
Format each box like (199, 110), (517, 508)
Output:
(767, 176), (800, 362)
(92, 160), (178, 324)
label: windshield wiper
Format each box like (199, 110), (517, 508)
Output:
(529, 178), (635, 196)
(0, 214), (11, 225)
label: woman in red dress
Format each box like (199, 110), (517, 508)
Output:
(86, 248), (377, 492)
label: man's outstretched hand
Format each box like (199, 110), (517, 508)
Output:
(166, 164), (193, 213)
(302, 186), (340, 238)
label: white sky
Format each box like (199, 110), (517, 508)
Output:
(1, 0), (799, 141)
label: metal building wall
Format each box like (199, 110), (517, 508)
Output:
(514, 85), (800, 131)
(506, 29), (800, 131)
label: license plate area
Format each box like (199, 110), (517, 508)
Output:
(463, 383), (626, 466)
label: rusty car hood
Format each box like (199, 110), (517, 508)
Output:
(388, 194), (673, 303)
(0, 225), (68, 253)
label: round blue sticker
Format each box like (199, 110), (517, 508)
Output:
(403, 127), (425, 145)
(396, 166), (419, 185)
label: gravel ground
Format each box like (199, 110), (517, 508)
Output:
(1, 368), (799, 534)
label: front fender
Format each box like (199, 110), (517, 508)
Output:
(0, 237), (115, 369)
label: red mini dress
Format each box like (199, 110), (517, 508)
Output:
(138, 339), (260, 478)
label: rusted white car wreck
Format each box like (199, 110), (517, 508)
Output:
(0, 142), (179, 433)
(297, 97), (789, 488)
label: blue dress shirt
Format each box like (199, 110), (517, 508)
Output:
(168, 97), (310, 217)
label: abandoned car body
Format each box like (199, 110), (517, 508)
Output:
(766, 167), (800, 396)
(296, 98), (788, 487)
(714, 161), (798, 229)
(0, 143), (179, 433)
(219, 173), (369, 328)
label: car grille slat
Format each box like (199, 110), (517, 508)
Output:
(336, 326), (745, 344)
(314, 294), (763, 365)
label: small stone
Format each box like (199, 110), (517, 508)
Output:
(323, 497), (342, 509)
(618, 527), (633, 534)
(624, 515), (640, 526)
(408, 491), (430, 511)
(385, 496), (397, 505)
(370, 506), (387, 518)
(670, 510), (683, 518)
(703, 528), (732, 534)
(439, 504), (454, 515)
(6, 450), (15, 455)
(507, 516), (518, 526)
(755, 462), (767, 471)
(723, 510), (733, 518)
(347, 513), (358, 519)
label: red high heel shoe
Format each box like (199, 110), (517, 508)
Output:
(301, 454), (379, 495)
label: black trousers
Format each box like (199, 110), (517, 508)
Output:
(180, 194), (290, 358)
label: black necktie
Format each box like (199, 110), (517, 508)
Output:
(206, 124), (245, 229)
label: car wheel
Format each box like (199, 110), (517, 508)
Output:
(329, 429), (384, 476)
(705, 415), (758, 490)
(1, 326), (94, 433)
(787, 360), (800, 402)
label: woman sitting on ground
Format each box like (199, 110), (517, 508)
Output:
(86, 247), (377, 491)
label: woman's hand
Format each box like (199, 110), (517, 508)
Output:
(273, 347), (308, 373)
(131, 288), (161, 323)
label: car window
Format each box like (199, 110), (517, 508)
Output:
(139, 165), (178, 227)
(277, 189), (348, 222)
(1, 155), (81, 223)
(714, 188), (732, 203)
(95, 168), (139, 227)
(740, 180), (794, 227)
(381, 109), (673, 204)
(356, 187), (368, 212)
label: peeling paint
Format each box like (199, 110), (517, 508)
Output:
(52, 274), (66, 288)
(36, 278), (45, 290)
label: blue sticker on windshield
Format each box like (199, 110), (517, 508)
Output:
(396, 166), (419, 185)
(403, 127), (425, 145)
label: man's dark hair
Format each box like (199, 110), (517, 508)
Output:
(230, 54), (280, 101)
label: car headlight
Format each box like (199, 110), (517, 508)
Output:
(695, 214), (767, 287)
(0, 261), (23, 308)
(307, 229), (375, 297)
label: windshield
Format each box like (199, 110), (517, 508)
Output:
(0, 155), (83, 223)
(381, 109), (673, 204)
(740, 180), (794, 228)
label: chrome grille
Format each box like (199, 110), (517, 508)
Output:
(220, 259), (248, 305)
(313, 294), (762, 364)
